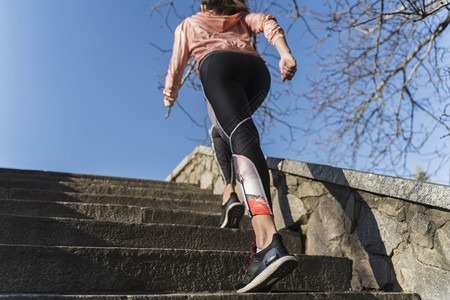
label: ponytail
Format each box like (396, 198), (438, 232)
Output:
(201, 0), (249, 15)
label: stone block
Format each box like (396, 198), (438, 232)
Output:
(410, 232), (433, 249)
(205, 159), (212, 172)
(425, 208), (450, 228)
(183, 163), (195, 178)
(306, 196), (348, 257)
(296, 181), (325, 199)
(200, 171), (215, 190)
(213, 177), (224, 195)
(175, 173), (187, 183)
(187, 174), (199, 185)
(378, 199), (406, 222)
(340, 231), (379, 290)
(397, 222), (408, 234)
(408, 212), (434, 249)
(353, 257), (379, 290)
(409, 212), (431, 235)
(357, 210), (405, 256)
(286, 174), (299, 187)
(393, 243), (450, 300)
(273, 192), (308, 230)
(197, 158), (206, 170)
(435, 222), (450, 270)
(301, 197), (321, 214)
(415, 245), (449, 270)
(344, 192), (367, 233)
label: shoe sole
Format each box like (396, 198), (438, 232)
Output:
(220, 203), (245, 228)
(236, 255), (298, 293)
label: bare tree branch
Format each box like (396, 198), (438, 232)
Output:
(303, 0), (450, 179)
(149, 0), (450, 182)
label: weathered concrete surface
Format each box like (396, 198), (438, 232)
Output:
(4, 186), (220, 203)
(0, 214), (299, 252)
(0, 199), (253, 228)
(0, 292), (421, 299)
(0, 245), (351, 294)
(2, 189), (221, 212)
(0, 177), (209, 195)
(0, 199), (147, 223)
(0, 168), (203, 191)
(0, 165), (423, 299)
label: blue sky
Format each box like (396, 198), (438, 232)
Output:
(0, 0), (448, 185)
(0, 0), (194, 180)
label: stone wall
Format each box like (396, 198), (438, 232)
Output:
(166, 146), (450, 300)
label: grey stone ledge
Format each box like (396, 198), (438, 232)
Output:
(173, 146), (449, 211)
(270, 158), (449, 211)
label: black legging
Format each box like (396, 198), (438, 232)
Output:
(199, 51), (272, 217)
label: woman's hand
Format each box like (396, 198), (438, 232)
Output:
(279, 54), (297, 82)
(164, 97), (175, 108)
(274, 37), (297, 82)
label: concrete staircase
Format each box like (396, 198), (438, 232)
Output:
(0, 168), (420, 299)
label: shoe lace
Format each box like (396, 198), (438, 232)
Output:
(244, 241), (257, 274)
(249, 241), (256, 259)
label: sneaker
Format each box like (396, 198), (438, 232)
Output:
(219, 192), (245, 228)
(234, 233), (298, 293)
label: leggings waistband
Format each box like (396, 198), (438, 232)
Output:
(198, 50), (261, 71)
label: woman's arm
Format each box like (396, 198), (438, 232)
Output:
(163, 22), (190, 107)
(274, 37), (297, 82)
(245, 13), (297, 81)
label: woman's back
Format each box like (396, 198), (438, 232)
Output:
(163, 10), (285, 101)
(181, 11), (284, 65)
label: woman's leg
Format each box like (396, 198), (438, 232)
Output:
(210, 125), (244, 228)
(200, 51), (297, 293)
(200, 51), (276, 248)
(229, 116), (276, 249)
(209, 126), (236, 204)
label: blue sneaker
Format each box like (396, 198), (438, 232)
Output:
(234, 233), (298, 293)
(219, 192), (244, 228)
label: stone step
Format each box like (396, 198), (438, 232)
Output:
(1, 185), (220, 203)
(0, 214), (296, 252)
(0, 177), (215, 197)
(0, 292), (421, 299)
(0, 199), (253, 228)
(1, 189), (221, 211)
(0, 199), (148, 224)
(0, 245), (352, 294)
(0, 168), (202, 191)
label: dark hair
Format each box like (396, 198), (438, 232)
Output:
(201, 0), (249, 15)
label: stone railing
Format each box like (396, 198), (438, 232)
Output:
(166, 146), (450, 300)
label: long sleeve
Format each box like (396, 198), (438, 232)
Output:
(163, 22), (190, 101)
(244, 13), (285, 46)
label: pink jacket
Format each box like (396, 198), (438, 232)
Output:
(163, 11), (285, 101)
